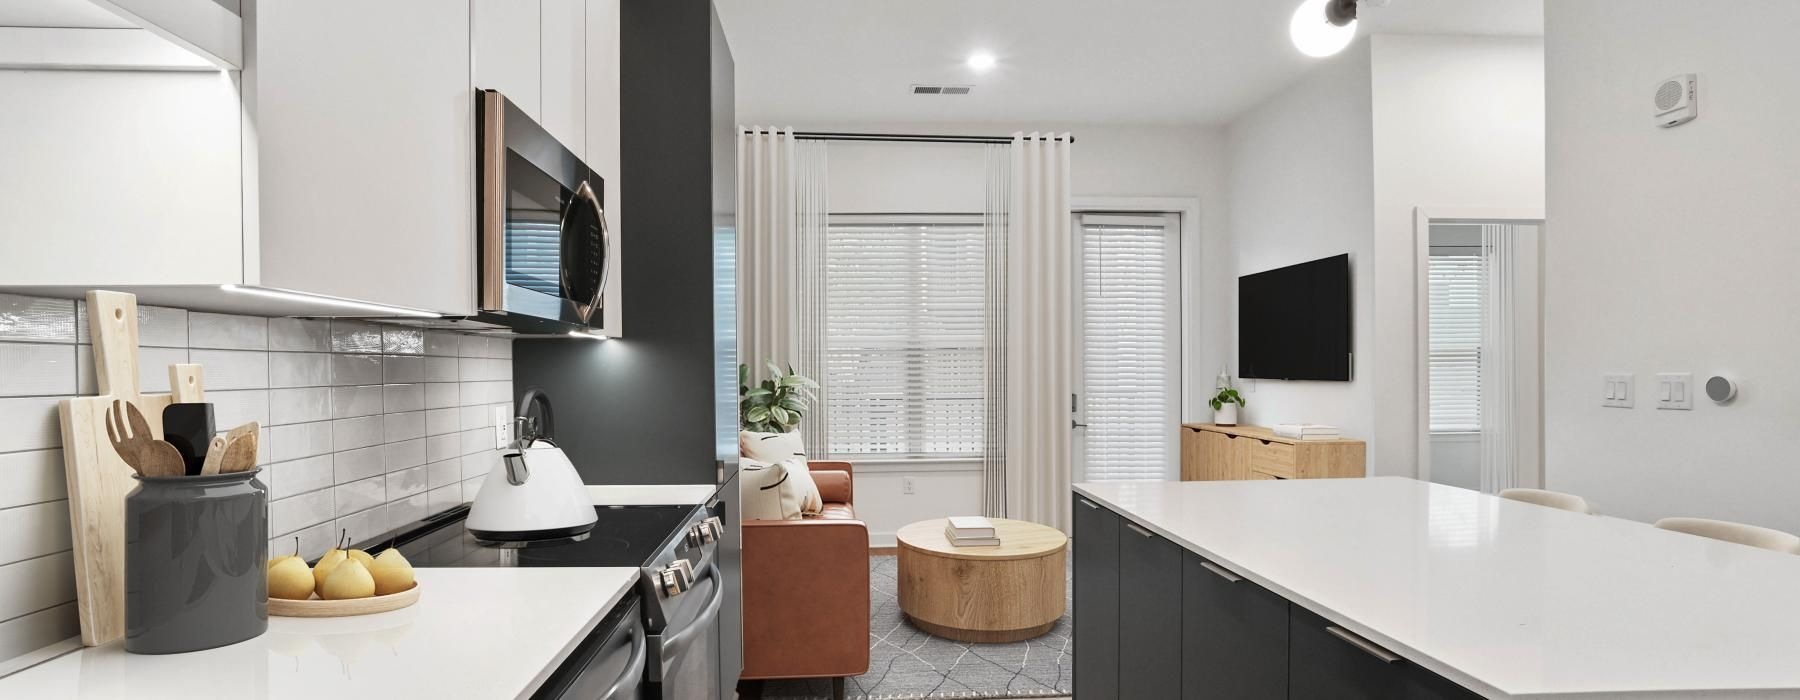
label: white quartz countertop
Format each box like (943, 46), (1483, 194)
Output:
(1073, 477), (1800, 699)
(0, 568), (639, 699)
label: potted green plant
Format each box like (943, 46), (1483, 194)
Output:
(1210, 374), (1245, 426)
(739, 362), (819, 433)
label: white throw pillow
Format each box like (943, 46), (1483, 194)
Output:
(740, 457), (823, 520)
(740, 429), (808, 464)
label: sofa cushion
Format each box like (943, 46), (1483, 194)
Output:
(740, 429), (807, 463)
(741, 457), (823, 520)
(813, 502), (857, 520)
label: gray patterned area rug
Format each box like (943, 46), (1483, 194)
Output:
(760, 555), (1073, 700)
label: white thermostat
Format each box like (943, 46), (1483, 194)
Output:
(1654, 73), (1698, 127)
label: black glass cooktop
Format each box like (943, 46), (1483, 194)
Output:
(365, 504), (697, 569)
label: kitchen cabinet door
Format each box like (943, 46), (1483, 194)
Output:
(1290, 606), (1479, 699)
(1182, 552), (1287, 698)
(540, 0), (586, 152)
(1117, 518), (1182, 699)
(474, 0), (542, 120)
(584, 0), (624, 336)
(1072, 495), (1120, 700)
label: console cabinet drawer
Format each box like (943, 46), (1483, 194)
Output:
(1246, 439), (1297, 478)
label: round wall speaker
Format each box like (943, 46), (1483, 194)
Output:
(1705, 376), (1737, 403)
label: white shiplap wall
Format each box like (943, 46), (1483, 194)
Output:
(0, 293), (512, 669)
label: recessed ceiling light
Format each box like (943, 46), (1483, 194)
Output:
(1290, 0), (1358, 58)
(966, 52), (997, 72)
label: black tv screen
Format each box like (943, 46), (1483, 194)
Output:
(1239, 254), (1352, 381)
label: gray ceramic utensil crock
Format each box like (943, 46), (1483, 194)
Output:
(125, 469), (268, 654)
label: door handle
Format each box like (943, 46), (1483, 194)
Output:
(1124, 522), (1155, 538)
(600, 626), (649, 700)
(562, 179), (610, 323)
(1326, 625), (1403, 664)
(1072, 419), (1089, 429)
(1199, 560), (1242, 583)
(1077, 498), (1099, 510)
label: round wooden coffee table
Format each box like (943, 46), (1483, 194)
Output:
(895, 518), (1068, 643)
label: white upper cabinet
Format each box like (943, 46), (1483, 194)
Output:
(585, 0), (623, 335)
(473, 0), (542, 122)
(540, 0), (587, 154)
(250, 0), (476, 315)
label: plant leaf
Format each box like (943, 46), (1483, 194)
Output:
(778, 396), (806, 412)
(769, 406), (791, 425)
(745, 406), (770, 423)
(745, 387), (773, 399)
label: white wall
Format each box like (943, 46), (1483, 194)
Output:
(1224, 42), (1376, 446)
(1544, 0), (1800, 531)
(1370, 34), (1546, 478)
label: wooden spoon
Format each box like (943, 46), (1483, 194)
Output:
(219, 427), (260, 473)
(198, 435), (229, 475)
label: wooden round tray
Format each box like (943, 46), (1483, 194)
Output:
(269, 584), (420, 618)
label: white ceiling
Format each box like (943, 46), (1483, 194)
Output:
(717, 0), (1542, 127)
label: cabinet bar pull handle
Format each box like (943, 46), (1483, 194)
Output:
(1078, 498), (1099, 510)
(1326, 626), (1403, 664)
(1199, 560), (1242, 583)
(1124, 522), (1155, 538)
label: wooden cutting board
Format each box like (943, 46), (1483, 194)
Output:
(57, 291), (175, 646)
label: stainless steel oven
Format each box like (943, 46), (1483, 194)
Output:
(478, 89), (610, 334)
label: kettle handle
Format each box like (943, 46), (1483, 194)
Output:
(517, 387), (555, 442)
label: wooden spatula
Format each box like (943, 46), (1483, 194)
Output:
(103, 400), (185, 478)
(218, 421), (261, 473)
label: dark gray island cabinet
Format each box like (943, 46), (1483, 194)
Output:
(1073, 493), (1478, 699)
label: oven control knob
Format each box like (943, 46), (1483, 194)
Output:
(660, 559), (695, 597)
(697, 522), (719, 544)
(685, 525), (703, 547)
(704, 517), (725, 540)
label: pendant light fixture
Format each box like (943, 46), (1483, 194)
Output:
(1290, 0), (1361, 58)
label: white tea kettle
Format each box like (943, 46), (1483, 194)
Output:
(468, 389), (597, 542)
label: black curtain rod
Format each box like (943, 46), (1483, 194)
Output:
(740, 130), (1073, 145)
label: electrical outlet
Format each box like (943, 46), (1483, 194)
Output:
(494, 406), (512, 449)
(1602, 373), (1634, 408)
(903, 476), (915, 495)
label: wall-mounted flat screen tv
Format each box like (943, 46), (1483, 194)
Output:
(1238, 253), (1352, 381)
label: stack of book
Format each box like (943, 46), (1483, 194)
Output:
(1272, 424), (1342, 441)
(945, 516), (1001, 547)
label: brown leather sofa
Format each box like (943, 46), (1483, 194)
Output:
(740, 460), (869, 700)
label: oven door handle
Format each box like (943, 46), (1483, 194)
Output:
(659, 562), (724, 660)
(561, 179), (609, 324)
(599, 624), (649, 700)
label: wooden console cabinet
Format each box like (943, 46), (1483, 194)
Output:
(1179, 424), (1365, 481)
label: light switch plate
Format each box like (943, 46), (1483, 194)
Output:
(1603, 373), (1634, 408)
(494, 406), (513, 448)
(1656, 372), (1694, 410)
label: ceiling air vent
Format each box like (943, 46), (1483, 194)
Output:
(911, 84), (973, 95)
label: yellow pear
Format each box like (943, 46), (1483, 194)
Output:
(347, 548), (374, 569)
(267, 553), (299, 571)
(321, 559), (376, 600)
(268, 557), (315, 600)
(312, 549), (348, 595)
(369, 549), (415, 596)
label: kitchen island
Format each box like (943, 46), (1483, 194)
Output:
(1073, 477), (1800, 699)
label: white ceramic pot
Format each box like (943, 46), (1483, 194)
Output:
(1214, 402), (1238, 426)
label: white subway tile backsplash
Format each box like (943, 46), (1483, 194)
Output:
(270, 489), (334, 536)
(269, 318), (330, 352)
(77, 345), (189, 396)
(188, 349), (268, 391)
(0, 342), (76, 397)
(383, 384), (424, 413)
(78, 302), (187, 348)
(332, 416), (384, 451)
(267, 454), (333, 500)
(0, 501), (73, 566)
(381, 327), (424, 355)
(426, 483), (462, 514)
(0, 397), (64, 453)
(270, 421), (332, 462)
(331, 354), (382, 386)
(383, 437), (427, 473)
(269, 387), (331, 426)
(330, 385), (384, 419)
(0, 293), (512, 670)
(329, 320), (383, 354)
(207, 389), (269, 431)
(188, 312), (268, 350)
(0, 450), (66, 509)
(383, 355), (424, 384)
(463, 477), (484, 501)
(269, 352), (330, 388)
(333, 445), (385, 484)
(0, 295), (75, 342)
(425, 382), (459, 409)
(384, 411), (426, 443)
(334, 476), (385, 516)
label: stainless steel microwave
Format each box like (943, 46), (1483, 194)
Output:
(478, 89), (609, 334)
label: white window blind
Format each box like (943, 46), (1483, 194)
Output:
(824, 217), (987, 458)
(1078, 213), (1179, 481)
(1429, 251), (1483, 433)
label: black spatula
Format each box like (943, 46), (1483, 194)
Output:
(162, 364), (215, 475)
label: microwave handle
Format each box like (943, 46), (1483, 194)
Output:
(564, 180), (609, 321)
